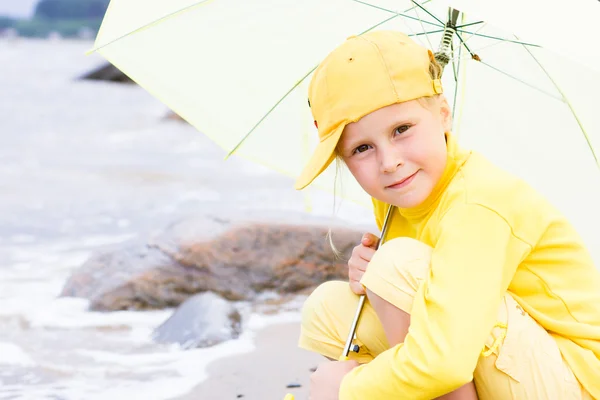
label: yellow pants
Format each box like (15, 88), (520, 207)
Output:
(299, 237), (591, 399)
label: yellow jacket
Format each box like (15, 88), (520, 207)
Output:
(339, 133), (600, 399)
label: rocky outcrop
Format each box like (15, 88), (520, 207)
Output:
(60, 221), (362, 311)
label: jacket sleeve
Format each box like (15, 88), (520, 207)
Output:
(339, 203), (532, 399)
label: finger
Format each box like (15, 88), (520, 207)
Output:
(361, 232), (380, 248)
(348, 256), (368, 273)
(350, 280), (366, 295)
(351, 283), (366, 295)
(356, 245), (377, 263)
(348, 266), (364, 281)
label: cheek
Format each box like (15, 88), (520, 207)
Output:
(346, 158), (378, 187)
(430, 142), (448, 175)
(411, 136), (447, 173)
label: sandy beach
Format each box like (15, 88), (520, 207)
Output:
(177, 322), (323, 400)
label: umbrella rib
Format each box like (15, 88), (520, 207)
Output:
(453, 31), (559, 102)
(519, 41), (600, 171)
(411, 29), (445, 37)
(411, 2), (434, 49)
(455, 30), (541, 48)
(477, 60), (564, 102)
(225, 69), (315, 159)
(87, 0), (214, 53)
(402, 0), (439, 49)
(405, 0), (434, 13)
(225, 12), (405, 158)
(409, 0), (444, 25)
(449, 37), (506, 61)
(454, 21), (488, 49)
(449, 13), (469, 137)
(455, 21), (484, 29)
(450, 38), (462, 120)
(359, 13), (415, 34)
(349, 0), (442, 29)
(453, 30), (477, 60)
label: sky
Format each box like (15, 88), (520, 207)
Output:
(0, 0), (39, 18)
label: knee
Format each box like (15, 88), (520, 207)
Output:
(367, 237), (432, 281)
(301, 280), (351, 334)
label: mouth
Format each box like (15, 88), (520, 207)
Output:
(385, 171), (419, 190)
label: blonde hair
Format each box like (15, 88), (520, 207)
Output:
(325, 158), (345, 260)
(417, 56), (444, 109)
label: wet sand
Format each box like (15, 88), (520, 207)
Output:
(175, 322), (323, 400)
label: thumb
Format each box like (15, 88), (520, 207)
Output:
(361, 232), (380, 248)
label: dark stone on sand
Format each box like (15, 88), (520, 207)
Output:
(60, 217), (362, 311)
(78, 62), (134, 84)
(152, 292), (241, 349)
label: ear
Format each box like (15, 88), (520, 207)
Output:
(438, 95), (453, 132)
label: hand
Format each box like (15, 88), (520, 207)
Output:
(348, 233), (380, 295)
(309, 360), (359, 400)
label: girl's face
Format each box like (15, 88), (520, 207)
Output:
(338, 97), (452, 209)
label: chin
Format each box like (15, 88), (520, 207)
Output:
(389, 190), (429, 209)
(394, 198), (424, 209)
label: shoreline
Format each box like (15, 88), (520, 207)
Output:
(174, 322), (323, 400)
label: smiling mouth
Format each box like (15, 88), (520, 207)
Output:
(385, 171), (418, 189)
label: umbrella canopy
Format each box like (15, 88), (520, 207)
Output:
(90, 0), (600, 257)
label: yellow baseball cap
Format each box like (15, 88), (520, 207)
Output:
(294, 30), (443, 190)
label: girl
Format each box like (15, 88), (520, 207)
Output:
(294, 30), (600, 399)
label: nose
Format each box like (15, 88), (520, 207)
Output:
(379, 145), (404, 174)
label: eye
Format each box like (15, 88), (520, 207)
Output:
(394, 125), (411, 136)
(352, 144), (371, 155)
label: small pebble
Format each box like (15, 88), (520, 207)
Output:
(236, 395), (244, 398)
(286, 383), (302, 388)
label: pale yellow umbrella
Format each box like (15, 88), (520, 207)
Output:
(88, 0), (600, 214)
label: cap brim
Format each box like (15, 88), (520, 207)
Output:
(294, 124), (345, 190)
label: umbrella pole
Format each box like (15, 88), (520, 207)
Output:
(339, 203), (394, 361)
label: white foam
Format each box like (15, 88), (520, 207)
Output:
(1, 310), (301, 400)
(26, 297), (173, 331)
(0, 279), (68, 318)
(5, 234), (136, 262)
(20, 295), (302, 339)
(0, 342), (36, 367)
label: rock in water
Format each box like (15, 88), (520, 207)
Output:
(168, 223), (361, 297)
(60, 242), (208, 311)
(60, 219), (363, 311)
(152, 292), (241, 349)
